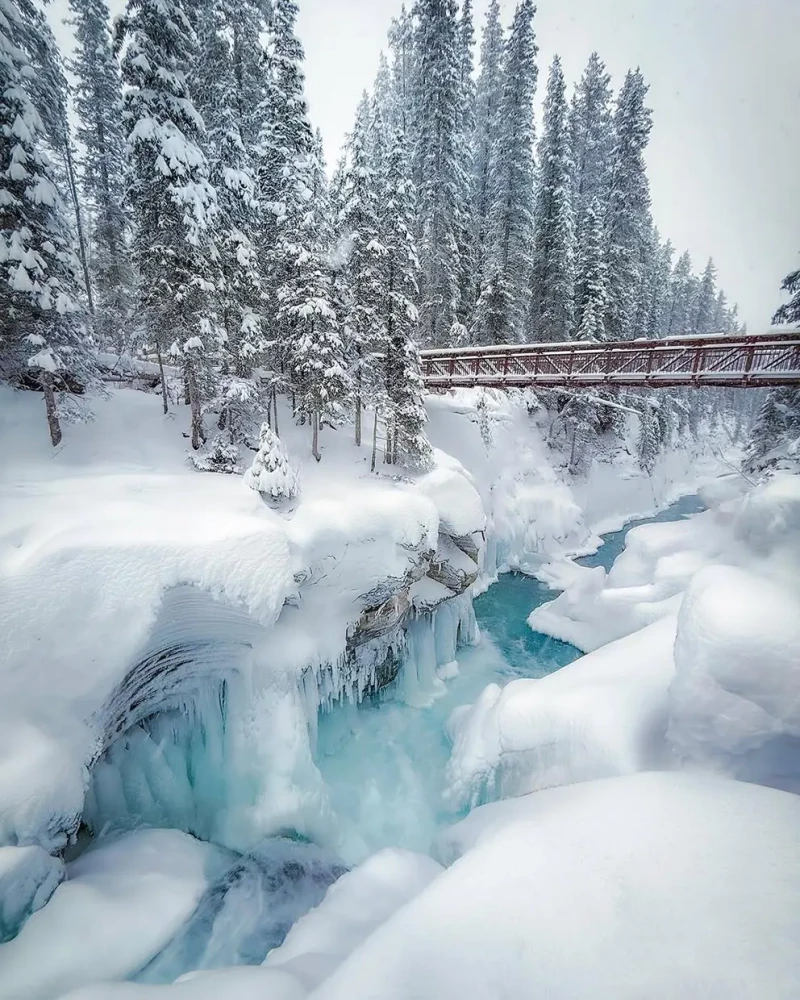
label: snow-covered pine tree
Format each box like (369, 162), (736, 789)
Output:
(380, 129), (432, 471)
(568, 52), (613, 243)
(256, 0), (315, 382)
(693, 257), (717, 336)
(474, 0), (537, 345)
(279, 141), (348, 461)
(340, 94), (386, 446)
(604, 68), (653, 341)
(471, 0), (504, 320)
(413, 0), (467, 345)
(712, 289), (728, 334)
(646, 236), (674, 339)
(67, 0), (133, 352)
(119, 0), (219, 448)
(388, 4), (417, 138)
(244, 422), (299, 499)
(666, 250), (693, 336)
(745, 255), (800, 473)
(1, 0), (95, 445)
(530, 54), (575, 342)
(194, 0), (263, 381)
(574, 198), (607, 341)
(453, 0), (476, 328)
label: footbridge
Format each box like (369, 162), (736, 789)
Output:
(420, 332), (800, 391)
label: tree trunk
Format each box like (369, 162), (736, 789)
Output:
(186, 361), (204, 450)
(63, 133), (95, 321)
(312, 407), (321, 462)
(370, 409), (379, 473)
(156, 342), (169, 414)
(272, 386), (279, 436)
(42, 374), (62, 447)
(355, 379), (362, 446)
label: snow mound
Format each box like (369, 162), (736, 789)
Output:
(668, 563), (800, 787)
(57, 968), (306, 1000)
(445, 617), (675, 809)
(415, 457), (485, 539)
(311, 773), (800, 1000)
(0, 830), (225, 1000)
(266, 849), (442, 992)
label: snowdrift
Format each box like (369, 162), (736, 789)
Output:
(310, 773), (800, 1000)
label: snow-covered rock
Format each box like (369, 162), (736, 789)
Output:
(57, 968), (306, 1000)
(0, 846), (64, 944)
(309, 773), (800, 1000)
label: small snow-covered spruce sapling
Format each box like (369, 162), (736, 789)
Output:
(244, 423), (299, 500)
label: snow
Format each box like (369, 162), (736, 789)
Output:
(668, 564), (800, 787)
(0, 846), (63, 944)
(444, 616), (676, 810)
(311, 773), (800, 1000)
(0, 830), (223, 1000)
(265, 849), (443, 993)
(57, 968), (306, 1000)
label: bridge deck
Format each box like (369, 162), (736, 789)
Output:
(420, 332), (800, 390)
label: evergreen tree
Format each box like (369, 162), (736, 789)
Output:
(244, 422), (300, 499)
(474, 0), (537, 345)
(693, 257), (717, 336)
(604, 69), (653, 340)
(574, 198), (607, 341)
(666, 250), (693, 336)
(745, 255), (800, 472)
(67, 0), (133, 352)
(194, 0), (263, 382)
(454, 0), (476, 327)
(388, 4), (417, 138)
(256, 0), (315, 378)
(339, 94), (385, 446)
(413, 0), (467, 345)
(1, 0), (94, 445)
(773, 257), (800, 326)
(119, 0), (219, 448)
(471, 0), (504, 324)
(279, 142), (348, 461)
(568, 52), (613, 242)
(646, 236), (674, 339)
(530, 53), (574, 341)
(380, 129), (432, 470)
(712, 289), (728, 333)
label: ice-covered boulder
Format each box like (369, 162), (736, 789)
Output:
(668, 563), (800, 788)
(445, 616), (676, 810)
(310, 773), (800, 1000)
(0, 846), (64, 944)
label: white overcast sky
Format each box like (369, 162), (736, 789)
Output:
(49, 0), (799, 332)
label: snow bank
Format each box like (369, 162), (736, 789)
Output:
(668, 564), (800, 787)
(0, 830), (224, 1000)
(265, 849), (442, 992)
(311, 773), (800, 1000)
(444, 617), (675, 810)
(58, 968), (306, 1000)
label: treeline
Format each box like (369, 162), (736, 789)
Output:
(1, 0), (744, 464)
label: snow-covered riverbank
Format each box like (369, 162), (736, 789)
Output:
(2, 384), (798, 999)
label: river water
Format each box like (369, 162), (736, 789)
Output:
(316, 492), (705, 864)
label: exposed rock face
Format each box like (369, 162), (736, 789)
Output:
(428, 534), (479, 596)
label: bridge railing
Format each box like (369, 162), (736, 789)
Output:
(420, 332), (800, 390)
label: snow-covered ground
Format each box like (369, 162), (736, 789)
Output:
(2, 382), (796, 999)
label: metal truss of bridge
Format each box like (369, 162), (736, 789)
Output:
(420, 332), (800, 391)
